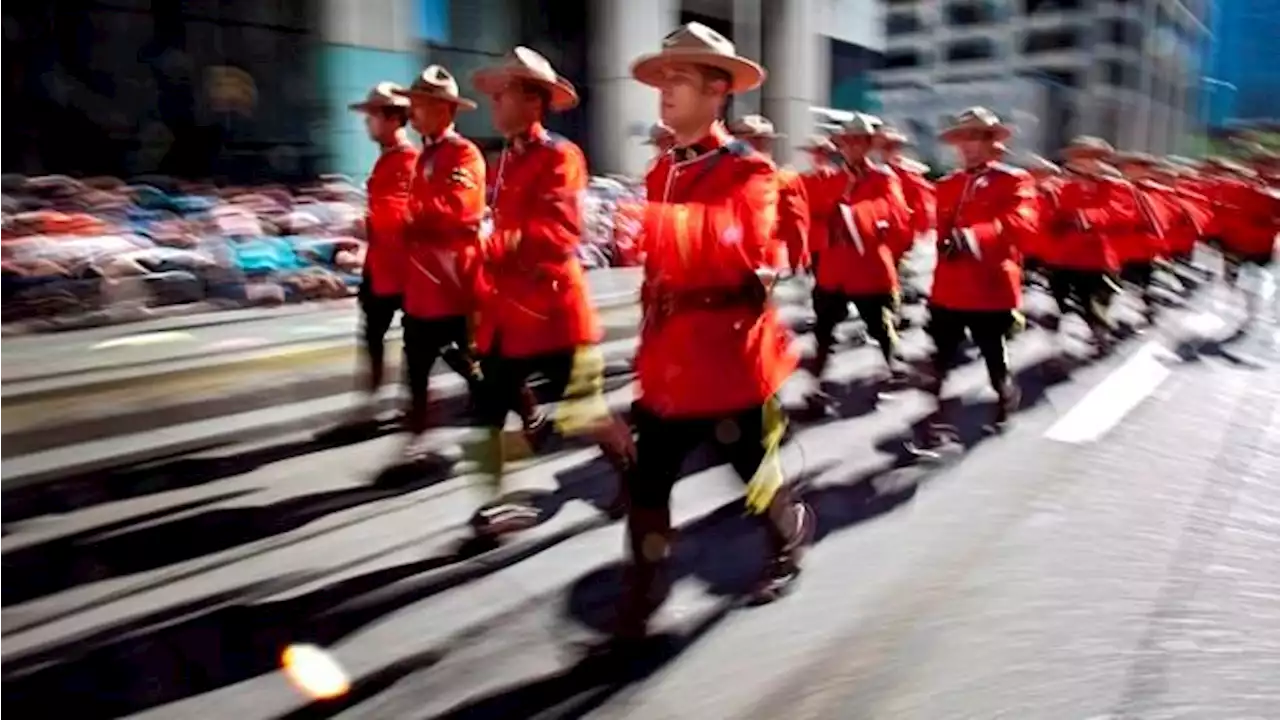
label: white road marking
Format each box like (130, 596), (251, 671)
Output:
(204, 337), (269, 352)
(91, 331), (194, 350)
(1044, 341), (1177, 444)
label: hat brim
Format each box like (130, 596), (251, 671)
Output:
(471, 67), (579, 111)
(736, 130), (786, 140)
(879, 132), (911, 146)
(939, 124), (1013, 144)
(630, 51), (765, 94)
(1061, 145), (1112, 160)
(348, 99), (412, 113)
(389, 88), (478, 111)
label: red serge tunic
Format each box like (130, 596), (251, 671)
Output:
(636, 129), (796, 418)
(403, 129), (486, 319)
(930, 163), (1039, 311)
(364, 143), (418, 297)
(806, 161), (913, 296)
(472, 124), (601, 357)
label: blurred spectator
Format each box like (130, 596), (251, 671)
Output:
(2, 171), (643, 330)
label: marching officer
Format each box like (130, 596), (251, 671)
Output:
(914, 108), (1039, 454)
(1022, 153), (1065, 287)
(345, 82), (417, 425)
(467, 47), (635, 534)
(1149, 159), (1213, 290)
(806, 112), (914, 413)
(798, 134), (841, 275)
(618, 21), (814, 641)
(393, 66), (490, 461)
(729, 114), (811, 275)
(1049, 136), (1136, 355)
(1207, 157), (1279, 324)
(876, 123), (937, 259)
(1111, 151), (1173, 326)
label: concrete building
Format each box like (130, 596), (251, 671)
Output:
(872, 0), (1211, 160)
(590, 0), (885, 176)
(2, 0), (882, 180)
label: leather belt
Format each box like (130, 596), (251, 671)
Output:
(642, 279), (767, 321)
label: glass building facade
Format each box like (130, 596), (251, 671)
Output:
(1205, 0), (1280, 126)
(3, 0), (323, 181)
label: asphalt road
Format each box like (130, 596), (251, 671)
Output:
(3, 265), (1279, 720)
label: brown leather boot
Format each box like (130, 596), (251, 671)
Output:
(752, 487), (814, 605)
(615, 506), (673, 641)
(593, 417), (636, 519)
(516, 384), (552, 451)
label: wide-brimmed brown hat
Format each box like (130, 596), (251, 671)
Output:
(471, 47), (579, 112)
(836, 113), (883, 138)
(1024, 153), (1062, 175)
(348, 82), (411, 112)
(728, 114), (783, 139)
(1111, 150), (1159, 167)
(798, 134), (836, 153)
(877, 123), (912, 146)
(939, 107), (1012, 143)
(1062, 135), (1114, 160)
(393, 65), (477, 110)
(631, 22), (765, 94)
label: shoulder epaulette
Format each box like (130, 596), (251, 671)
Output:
(725, 138), (753, 157)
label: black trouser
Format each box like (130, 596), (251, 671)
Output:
(402, 314), (480, 433)
(618, 399), (805, 634)
(475, 346), (635, 500)
(474, 350), (575, 429)
(926, 306), (1016, 395)
(1120, 260), (1158, 314)
(812, 287), (898, 374)
(357, 285), (402, 393)
(1048, 268), (1116, 333)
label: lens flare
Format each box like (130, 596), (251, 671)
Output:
(281, 643), (350, 700)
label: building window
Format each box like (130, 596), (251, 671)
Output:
(946, 38), (999, 62)
(886, 12), (924, 36)
(1022, 68), (1083, 89)
(1101, 18), (1142, 48)
(1102, 59), (1138, 89)
(1022, 27), (1084, 54)
(946, 1), (1001, 26)
(1024, 0), (1084, 14)
(884, 49), (927, 69)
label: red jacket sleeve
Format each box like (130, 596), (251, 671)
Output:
(777, 171), (810, 270)
(900, 171), (937, 236)
(738, 159), (781, 268)
(882, 171), (916, 258)
(410, 140), (486, 247)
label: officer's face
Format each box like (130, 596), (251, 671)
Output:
(409, 98), (454, 137)
(657, 63), (724, 132)
(836, 135), (872, 163)
(744, 136), (772, 156)
(952, 132), (994, 168)
(364, 110), (395, 142)
(488, 83), (540, 137)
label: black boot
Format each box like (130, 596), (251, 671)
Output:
(615, 506), (673, 642)
(751, 489), (814, 605)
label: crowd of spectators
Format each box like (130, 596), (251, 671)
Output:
(1, 173), (644, 331)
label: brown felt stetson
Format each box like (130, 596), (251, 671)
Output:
(349, 82), (412, 112)
(1061, 135), (1115, 160)
(631, 22), (766, 94)
(393, 65), (477, 110)
(939, 106), (1013, 143)
(728, 114), (784, 139)
(877, 123), (912, 146)
(471, 47), (579, 112)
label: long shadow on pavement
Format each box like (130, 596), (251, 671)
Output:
(1, 421), (403, 525)
(1, 456), (456, 608)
